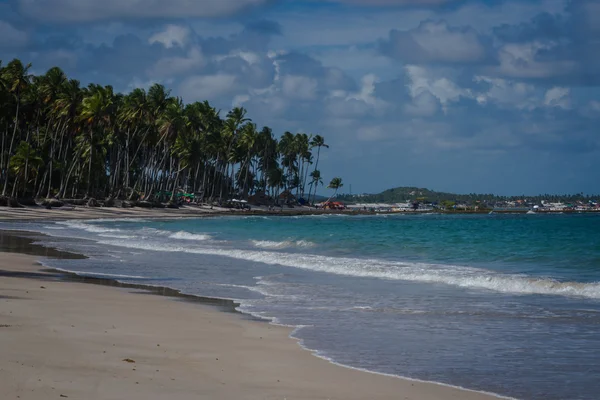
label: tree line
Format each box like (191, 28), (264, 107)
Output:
(338, 186), (599, 205)
(0, 59), (338, 206)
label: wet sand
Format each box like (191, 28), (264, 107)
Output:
(0, 233), (505, 400)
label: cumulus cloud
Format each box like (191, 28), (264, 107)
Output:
(405, 65), (471, 112)
(474, 76), (537, 110)
(346, 74), (383, 106)
(149, 25), (190, 49)
(492, 42), (577, 79)
(19, 0), (268, 22)
(543, 87), (570, 109)
(147, 47), (205, 78)
(380, 20), (488, 64)
(404, 91), (440, 117)
(280, 75), (318, 100)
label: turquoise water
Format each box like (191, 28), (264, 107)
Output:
(4, 213), (600, 399)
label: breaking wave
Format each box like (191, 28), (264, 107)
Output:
(169, 231), (212, 241)
(251, 240), (316, 249)
(94, 238), (600, 300)
(57, 220), (122, 234)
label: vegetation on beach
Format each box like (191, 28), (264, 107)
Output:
(0, 59), (332, 206)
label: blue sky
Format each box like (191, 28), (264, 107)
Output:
(1, 0), (599, 195)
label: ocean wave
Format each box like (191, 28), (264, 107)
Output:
(95, 238), (600, 300)
(57, 220), (122, 234)
(169, 231), (212, 241)
(291, 214), (347, 219)
(98, 233), (138, 239)
(251, 240), (316, 249)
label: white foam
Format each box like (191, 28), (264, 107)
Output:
(169, 231), (211, 241)
(57, 220), (122, 234)
(96, 238), (600, 300)
(52, 267), (147, 279)
(251, 240), (316, 249)
(98, 233), (137, 239)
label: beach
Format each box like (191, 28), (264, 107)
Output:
(0, 230), (503, 400)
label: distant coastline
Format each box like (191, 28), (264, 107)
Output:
(0, 203), (598, 224)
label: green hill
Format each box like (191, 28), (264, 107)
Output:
(337, 187), (597, 205)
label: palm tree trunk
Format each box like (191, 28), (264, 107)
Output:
(86, 129), (93, 197)
(310, 146), (321, 204)
(22, 129), (31, 197)
(170, 161), (182, 203)
(3, 95), (20, 196)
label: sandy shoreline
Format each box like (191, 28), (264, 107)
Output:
(0, 230), (506, 399)
(1, 204), (587, 223)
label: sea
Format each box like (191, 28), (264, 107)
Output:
(2, 213), (600, 400)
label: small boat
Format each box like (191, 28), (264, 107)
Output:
(526, 210), (536, 214)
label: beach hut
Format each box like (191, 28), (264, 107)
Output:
(279, 190), (297, 205)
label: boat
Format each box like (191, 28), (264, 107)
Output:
(526, 210), (536, 214)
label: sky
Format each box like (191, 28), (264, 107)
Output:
(1, 0), (599, 195)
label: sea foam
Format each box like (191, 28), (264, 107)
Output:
(95, 238), (600, 300)
(252, 240), (316, 249)
(169, 231), (212, 241)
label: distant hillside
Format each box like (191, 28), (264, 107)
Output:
(337, 187), (597, 204)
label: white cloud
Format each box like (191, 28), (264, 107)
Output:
(178, 74), (237, 102)
(492, 42), (576, 79)
(232, 94), (250, 107)
(215, 51), (262, 66)
(404, 91), (440, 117)
(281, 75), (318, 100)
(544, 87), (570, 109)
(346, 74), (379, 105)
(148, 25), (190, 49)
(474, 76), (538, 110)
(405, 65), (470, 112)
(0, 21), (28, 48)
(147, 47), (205, 78)
(19, 0), (268, 22)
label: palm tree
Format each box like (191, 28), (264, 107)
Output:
(308, 169), (323, 205)
(327, 177), (343, 201)
(0, 58), (334, 207)
(309, 134), (328, 204)
(80, 85), (114, 197)
(9, 141), (43, 197)
(1, 59), (32, 196)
